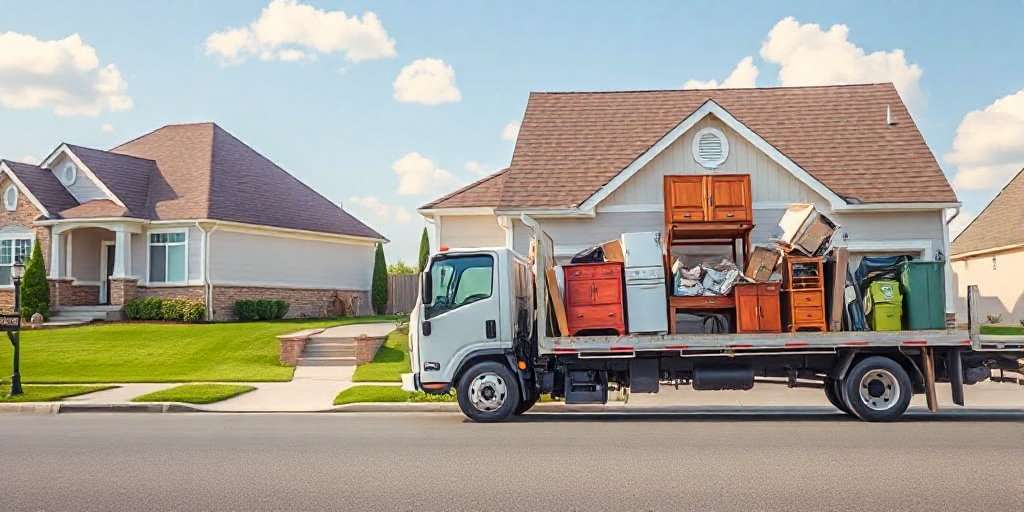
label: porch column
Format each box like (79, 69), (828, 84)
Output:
(48, 229), (62, 278)
(112, 229), (131, 278)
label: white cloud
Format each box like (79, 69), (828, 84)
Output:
(19, 155), (39, 165)
(392, 152), (462, 196)
(100, 123), (114, 133)
(501, 121), (520, 141)
(393, 58), (461, 105)
(464, 160), (484, 174)
(204, 0), (396, 64)
(0, 31), (133, 116)
(683, 56), (759, 89)
(949, 209), (976, 239)
(347, 195), (413, 224)
(946, 89), (1024, 190)
(760, 17), (923, 107)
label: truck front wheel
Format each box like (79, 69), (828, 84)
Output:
(840, 356), (913, 422)
(456, 361), (521, 422)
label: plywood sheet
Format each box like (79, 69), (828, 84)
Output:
(545, 267), (569, 336)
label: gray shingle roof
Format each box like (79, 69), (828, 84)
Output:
(2, 160), (78, 216)
(951, 168), (1024, 256)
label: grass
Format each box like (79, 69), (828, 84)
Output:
(352, 329), (410, 382)
(333, 385), (456, 405)
(980, 325), (1024, 335)
(131, 384), (256, 404)
(0, 315), (402, 384)
(0, 384), (115, 402)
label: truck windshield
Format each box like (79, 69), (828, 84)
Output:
(425, 254), (493, 319)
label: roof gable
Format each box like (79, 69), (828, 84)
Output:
(421, 168), (508, 210)
(951, 168), (1024, 256)
(0, 160), (79, 217)
(488, 83), (956, 210)
(63, 144), (156, 218)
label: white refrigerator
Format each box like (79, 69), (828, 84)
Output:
(621, 231), (668, 334)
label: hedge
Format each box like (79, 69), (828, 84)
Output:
(234, 299), (289, 321)
(125, 297), (205, 323)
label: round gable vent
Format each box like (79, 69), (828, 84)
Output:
(692, 127), (729, 169)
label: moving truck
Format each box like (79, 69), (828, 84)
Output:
(410, 216), (1024, 422)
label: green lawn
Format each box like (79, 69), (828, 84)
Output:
(0, 384), (115, 402)
(980, 325), (1024, 335)
(132, 384), (256, 404)
(334, 385), (456, 405)
(351, 329), (410, 382)
(0, 315), (402, 384)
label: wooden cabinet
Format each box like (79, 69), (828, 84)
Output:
(780, 256), (827, 332)
(735, 282), (782, 333)
(664, 174), (752, 224)
(563, 262), (626, 336)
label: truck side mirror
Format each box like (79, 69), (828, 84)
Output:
(421, 271), (433, 305)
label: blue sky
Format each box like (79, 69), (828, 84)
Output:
(2, 1), (1024, 262)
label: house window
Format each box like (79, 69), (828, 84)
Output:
(0, 238), (32, 286)
(59, 163), (77, 186)
(3, 185), (17, 211)
(148, 231), (187, 283)
(692, 127), (730, 169)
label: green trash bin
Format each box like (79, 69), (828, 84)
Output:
(867, 279), (903, 331)
(900, 261), (946, 330)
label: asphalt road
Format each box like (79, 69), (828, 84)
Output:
(4, 409), (1023, 511)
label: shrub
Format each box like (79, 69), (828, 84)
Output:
(161, 299), (185, 321)
(234, 299), (288, 321)
(125, 297), (204, 323)
(371, 243), (388, 314)
(20, 239), (50, 320)
(418, 227), (429, 272)
(181, 301), (206, 323)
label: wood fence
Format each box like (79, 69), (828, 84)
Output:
(387, 274), (419, 314)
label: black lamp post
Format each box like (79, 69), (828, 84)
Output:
(7, 258), (24, 396)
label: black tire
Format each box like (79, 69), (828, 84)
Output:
(840, 356), (913, 422)
(514, 393), (539, 415)
(823, 378), (854, 416)
(456, 361), (520, 422)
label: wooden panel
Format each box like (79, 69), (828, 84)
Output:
(735, 290), (760, 333)
(568, 305), (623, 329)
(793, 306), (824, 323)
(734, 283), (758, 296)
(591, 278), (622, 305)
(669, 295), (735, 309)
(757, 282), (781, 295)
(758, 292), (782, 332)
(544, 267), (569, 336)
(665, 176), (706, 223)
(710, 207), (747, 221)
(566, 280), (595, 306)
(791, 290), (823, 307)
(707, 175), (751, 222)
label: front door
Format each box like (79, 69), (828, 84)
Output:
(102, 244), (115, 305)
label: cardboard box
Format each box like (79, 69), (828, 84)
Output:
(745, 246), (783, 282)
(776, 204), (839, 256)
(600, 239), (624, 263)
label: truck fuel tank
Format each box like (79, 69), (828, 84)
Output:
(692, 366), (755, 391)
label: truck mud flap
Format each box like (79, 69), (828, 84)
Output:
(949, 348), (965, 407)
(629, 359), (659, 394)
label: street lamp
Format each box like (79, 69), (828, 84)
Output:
(7, 257), (24, 396)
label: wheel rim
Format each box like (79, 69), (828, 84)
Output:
(858, 369), (900, 411)
(468, 372), (507, 412)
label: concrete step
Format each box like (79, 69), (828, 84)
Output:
(302, 346), (357, 357)
(50, 314), (104, 321)
(56, 305), (123, 312)
(297, 356), (357, 367)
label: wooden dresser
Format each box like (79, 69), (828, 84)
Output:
(780, 256), (827, 332)
(735, 282), (782, 333)
(563, 262), (626, 336)
(664, 174), (753, 224)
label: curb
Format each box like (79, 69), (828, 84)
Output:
(0, 403), (62, 414)
(0, 402), (203, 414)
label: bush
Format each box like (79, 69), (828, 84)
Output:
(371, 243), (388, 315)
(20, 239), (50, 320)
(125, 297), (204, 323)
(234, 299), (289, 321)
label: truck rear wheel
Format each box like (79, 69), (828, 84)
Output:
(823, 378), (854, 416)
(456, 361), (520, 422)
(840, 356), (913, 422)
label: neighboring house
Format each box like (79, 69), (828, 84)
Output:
(951, 168), (1024, 324)
(421, 83), (961, 322)
(0, 122), (385, 320)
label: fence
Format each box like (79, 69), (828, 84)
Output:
(387, 274), (419, 314)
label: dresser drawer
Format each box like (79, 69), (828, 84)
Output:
(568, 305), (623, 328)
(792, 306), (824, 323)
(791, 290), (822, 307)
(670, 208), (706, 222)
(563, 263), (621, 281)
(710, 207), (749, 222)
(758, 283), (781, 295)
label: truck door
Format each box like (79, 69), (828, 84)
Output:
(418, 253), (500, 384)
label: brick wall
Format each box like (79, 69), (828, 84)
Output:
(109, 278), (139, 305)
(48, 279), (100, 306)
(0, 176), (51, 268)
(354, 335), (386, 364)
(135, 285), (205, 302)
(211, 286), (369, 321)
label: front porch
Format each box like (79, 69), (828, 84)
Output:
(47, 221), (142, 311)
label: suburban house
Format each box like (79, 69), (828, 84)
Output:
(0, 122), (385, 321)
(951, 168), (1024, 324)
(420, 83), (961, 323)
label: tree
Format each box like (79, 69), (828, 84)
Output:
(388, 260), (417, 275)
(20, 238), (50, 320)
(417, 227), (430, 272)
(371, 243), (388, 315)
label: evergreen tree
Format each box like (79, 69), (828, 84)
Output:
(20, 238), (50, 320)
(371, 243), (388, 314)
(418, 227), (430, 272)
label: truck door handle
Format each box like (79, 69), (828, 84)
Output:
(422, 320), (431, 336)
(485, 320), (496, 339)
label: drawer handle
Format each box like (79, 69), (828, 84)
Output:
(576, 313), (584, 318)
(607, 313), (616, 318)
(726, 213), (735, 218)
(683, 214), (691, 218)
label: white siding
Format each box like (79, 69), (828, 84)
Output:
(602, 116), (827, 209)
(952, 249), (1024, 324)
(209, 229), (374, 290)
(49, 154), (109, 204)
(138, 225), (204, 283)
(438, 215), (505, 249)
